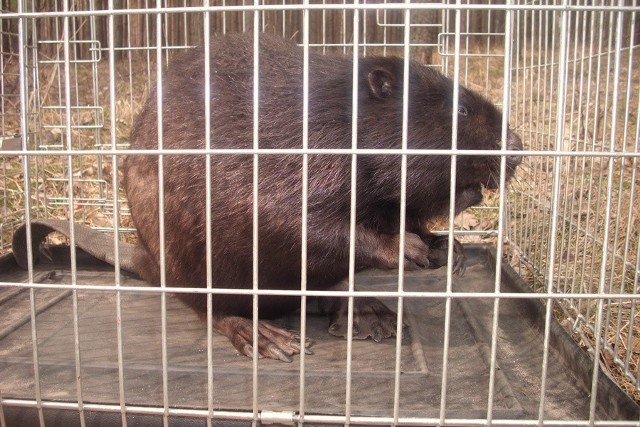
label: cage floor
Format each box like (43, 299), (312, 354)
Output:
(1, 245), (638, 425)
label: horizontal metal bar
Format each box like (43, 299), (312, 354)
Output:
(1, 148), (638, 158)
(0, 398), (253, 421)
(1, 281), (639, 301)
(1, 3), (639, 20)
(95, 45), (195, 52)
(94, 43), (441, 52)
(1, 398), (639, 427)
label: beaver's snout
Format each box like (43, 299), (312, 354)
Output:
(506, 129), (523, 169)
(482, 128), (522, 190)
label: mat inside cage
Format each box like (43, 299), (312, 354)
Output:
(1, 245), (637, 426)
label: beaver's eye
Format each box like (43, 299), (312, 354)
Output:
(458, 106), (468, 116)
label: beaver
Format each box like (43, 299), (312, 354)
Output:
(123, 32), (523, 362)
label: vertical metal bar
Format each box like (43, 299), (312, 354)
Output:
(88, 0), (104, 192)
(538, 0), (555, 293)
(610, 6), (636, 371)
(524, 2), (536, 260)
(392, 2), (411, 423)
(574, 1), (598, 324)
(532, 1), (544, 265)
(362, 0), (367, 57)
(484, 0), (492, 96)
(538, 1), (569, 423)
(441, 0), (449, 75)
(509, 0), (523, 258)
(463, 0), (469, 85)
(163, 0), (170, 66)
(439, 0), (461, 423)
(0, 391), (5, 427)
(566, 0), (590, 318)
(510, 0), (520, 251)
(587, 4), (626, 423)
(299, 1), (310, 424)
(635, 237), (640, 388)
(126, 0), (135, 130)
(145, 0), (151, 83)
(582, 6), (609, 338)
(345, 4), (360, 424)
(62, 0), (85, 424)
(321, 0), (326, 54)
(622, 6), (640, 378)
(18, 0), (44, 424)
(282, 0), (287, 38)
(381, 1), (387, 57)
(0, 16), (4, 141)
(182, 0), (188, 45)
(632, 237), (640, 388)
(203, 3), (214, 427)
(595, 8), (617, 360)
(517, 4), (532, 262)
(242, 0), (247, 33)
(486, 1), (513, 423)
(558, 1), (582, 300)
(342, 0), (347, 55)
(222, 0), (227, 34)
(106, 1), (127, 425)
(154, 2), (169, 425)
(251, 10), (260, 427)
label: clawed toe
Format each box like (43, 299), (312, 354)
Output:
(212, 316), (313, 362)
(453, 253), (466, 276)
(424, 235), (467, 276)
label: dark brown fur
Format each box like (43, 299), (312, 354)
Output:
(123, 33), (522, 361)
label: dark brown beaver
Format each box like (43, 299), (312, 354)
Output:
(123, 32), (522, 362)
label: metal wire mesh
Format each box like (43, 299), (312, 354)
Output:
(0, 1), (639, 426)
(507, 0), (640, 400)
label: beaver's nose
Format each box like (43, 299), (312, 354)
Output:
(506, 130), (523, 166)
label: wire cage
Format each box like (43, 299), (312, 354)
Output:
(0, 1), (639, 426)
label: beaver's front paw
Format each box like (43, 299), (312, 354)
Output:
(425, 235), (466, 276)
(372, 232), (430, 271)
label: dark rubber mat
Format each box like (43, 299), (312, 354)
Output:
(1, 245), (638, 425)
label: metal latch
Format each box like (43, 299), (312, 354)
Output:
(259, 410), (296, 426)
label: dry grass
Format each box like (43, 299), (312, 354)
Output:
(505, 42), (640, 402)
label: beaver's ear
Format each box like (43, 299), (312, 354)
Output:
(367, 67), (394, 99)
